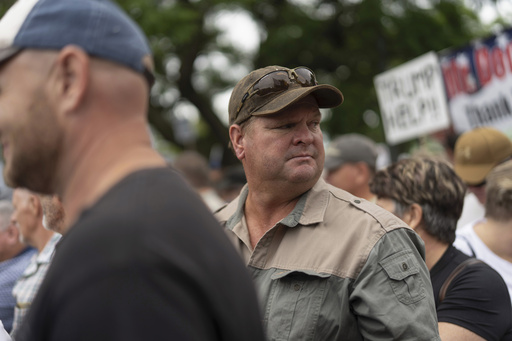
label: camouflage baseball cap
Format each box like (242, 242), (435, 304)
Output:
(228, 65), (344, 125)
(454, 127), (512, 185)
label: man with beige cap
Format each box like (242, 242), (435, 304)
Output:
(453, 127), (512, 228)
(215, 65), (440, 340)
(453, 126), (512, 205)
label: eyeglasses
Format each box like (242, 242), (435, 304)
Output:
(236, 67), (318, 117)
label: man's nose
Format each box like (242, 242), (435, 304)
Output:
(293, 123), (314, 145)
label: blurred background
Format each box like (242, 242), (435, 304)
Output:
(1, 0), (510, 170)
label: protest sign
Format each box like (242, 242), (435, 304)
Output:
(439, 27), (512, 138)
(374, 51), (451, 145)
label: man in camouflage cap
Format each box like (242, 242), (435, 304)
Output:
(215, 65), (440, 340)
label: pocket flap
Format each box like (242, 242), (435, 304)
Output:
(379, 251), (420, 281)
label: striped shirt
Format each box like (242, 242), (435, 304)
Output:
(0, 248), (36, 333)
(10, 234), (61, 338)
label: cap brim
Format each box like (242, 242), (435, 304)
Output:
(0, 47), (21, 66)
(324, 157), (345, 171)
(251, 84), (344, 117)
(454, 162), (495, 185)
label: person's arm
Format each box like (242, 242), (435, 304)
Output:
(350, 229), (441, 340)
(438, 323), (485, 341)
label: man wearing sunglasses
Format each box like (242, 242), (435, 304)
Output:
(216, 65), (440, 340)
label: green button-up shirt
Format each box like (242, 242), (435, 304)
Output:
(215, 178), (440, 340)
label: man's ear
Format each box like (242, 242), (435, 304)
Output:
(403, 203), (423, 230)
(229, 125), (245, 160)
(28, 195), (42, 218)
(52, 45), (90, 114)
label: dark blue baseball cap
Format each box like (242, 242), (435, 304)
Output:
(0, 0), (154, 85)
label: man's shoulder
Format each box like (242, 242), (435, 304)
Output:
(324, 183), (411, 234)
(86, 166), (209, 218)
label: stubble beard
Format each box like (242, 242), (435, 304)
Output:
(4, 96), (62, 194)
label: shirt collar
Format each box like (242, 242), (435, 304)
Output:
(222, 178), (330, 230)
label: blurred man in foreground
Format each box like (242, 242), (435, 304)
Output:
(215, 65), (440, 340)
(0, 0), (264, 339)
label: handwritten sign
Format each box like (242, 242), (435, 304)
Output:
(374, 52), (451, 145)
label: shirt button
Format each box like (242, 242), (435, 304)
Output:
(354, 199), (361, 204)
(294, 284), (301, 291)
(402, 263), (408, 271)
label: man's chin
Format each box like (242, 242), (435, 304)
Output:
(3, 164), (51, 194)
(288, 167), (321, 184)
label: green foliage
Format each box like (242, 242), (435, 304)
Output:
(0, 0), (496, 163)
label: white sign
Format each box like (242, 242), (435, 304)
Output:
(374, 51), (451, 145)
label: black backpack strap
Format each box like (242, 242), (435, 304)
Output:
(439, 258), (484, 303)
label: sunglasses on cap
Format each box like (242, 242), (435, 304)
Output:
(235, 67), (318, 117)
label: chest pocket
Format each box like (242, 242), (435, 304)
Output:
(264, 269), (330, 341)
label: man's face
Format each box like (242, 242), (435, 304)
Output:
(0, 51), (62, 193)
(11, 189), (38, 244)
(0, 219), (21, 261)
(241, 96), (325, 187)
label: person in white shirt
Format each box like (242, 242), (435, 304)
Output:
(454, 160), (512, 304)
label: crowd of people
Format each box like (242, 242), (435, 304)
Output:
(0, 0), (511, 340)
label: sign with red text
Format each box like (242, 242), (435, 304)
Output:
(439, 27), (512, 137)
(374, 52), (451, 145)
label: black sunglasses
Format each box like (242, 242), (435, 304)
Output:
(236, 67), (318, 116)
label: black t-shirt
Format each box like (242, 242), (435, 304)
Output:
(18, 167), (265, 341)
(431, 245), (512, 340)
